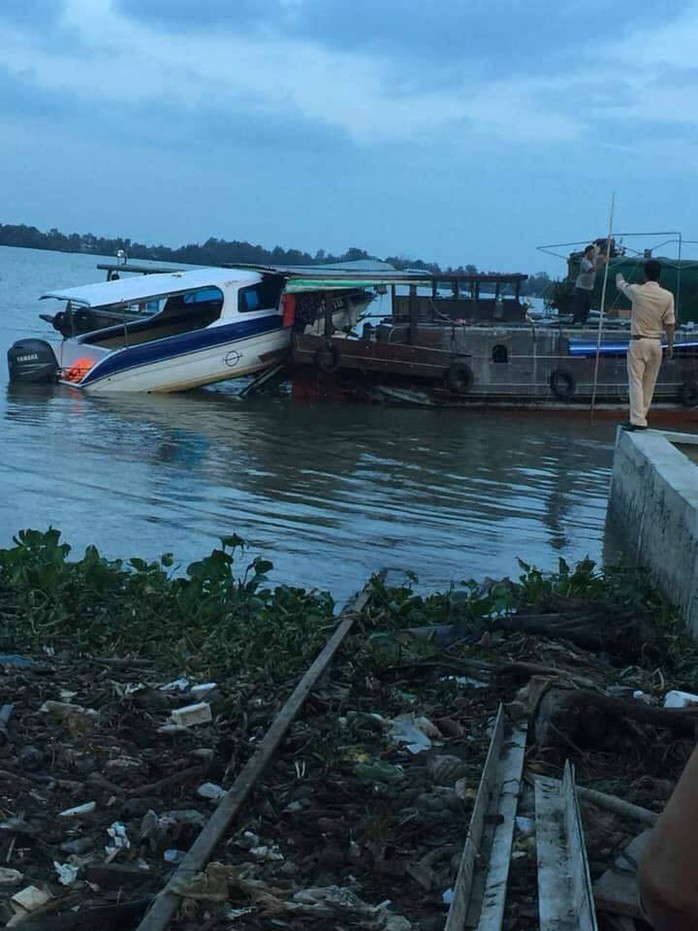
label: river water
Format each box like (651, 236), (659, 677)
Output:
(0, 245), (616, 599)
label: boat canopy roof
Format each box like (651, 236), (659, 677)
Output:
(227, 263), (433, 286)
(226, 264), (528, 289)
(41, 268), (261, 309)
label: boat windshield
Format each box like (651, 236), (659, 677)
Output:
(94, 286), (225, 319)
(78, 286), (225, 349)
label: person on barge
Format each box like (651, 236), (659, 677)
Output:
(573, 244), (606, 325)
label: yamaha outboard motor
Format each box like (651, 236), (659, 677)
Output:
(7, 339), (59, 383)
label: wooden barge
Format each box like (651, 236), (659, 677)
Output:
(288, 272), (698, 418)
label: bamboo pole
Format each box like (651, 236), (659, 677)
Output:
(589, 194), (616, 422)
(576, 785), (657, 827)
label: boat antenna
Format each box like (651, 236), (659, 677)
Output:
(589, 193), (616, 422)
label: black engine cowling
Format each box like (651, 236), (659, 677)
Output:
(7, 339), (59, 383)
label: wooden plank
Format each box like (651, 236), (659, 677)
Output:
(475, 720), (528, 930)
(133, 577), (381, 931)
(535, 764), (598, 931)
(445, 707), (505, 931)
(564, 763), (598, 930)
(445, 706), (527, 931)
(536, 776), (578, 930)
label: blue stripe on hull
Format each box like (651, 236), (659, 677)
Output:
(80, 315), (282, 387)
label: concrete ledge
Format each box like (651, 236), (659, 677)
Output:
(607, 428), (698, 634)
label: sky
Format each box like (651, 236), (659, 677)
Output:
(1, 0), (698, 275)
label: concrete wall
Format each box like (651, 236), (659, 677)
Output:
(607, 429), (698, 635)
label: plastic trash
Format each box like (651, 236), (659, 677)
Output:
(53, 862), (79, 886)
(234, 831), (260, 849)
(164, 849), (186, 864)
(106, 822), (131, 851)
(159, 677), (190, 692)
(444, 675), (489, 689)
(515, 816), (535, 834)
(190, 682), (218, 700)
(388, 714), (439, 754)
(59, 801), (97, 817)
(0, 654), (33, 667)
(40, 700), (98, 717)
(197, 782), (227, 800)
(664, 689), (698, 709)
(0, 868), (23, 885)
(251, 844), (284, 861)
(442, 888), (455, 905)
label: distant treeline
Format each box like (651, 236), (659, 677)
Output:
(0, 223), (552, 297)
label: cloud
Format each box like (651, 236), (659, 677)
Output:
(0, 0), (590, 147)
(2, 0), (698, 273)
(115, 0), (684, 76)
(0, 0), (65, 28)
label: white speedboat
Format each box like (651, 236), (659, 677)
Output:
(7, 265), (378, 393)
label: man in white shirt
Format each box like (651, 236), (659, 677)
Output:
(615, 259), (675, 431)
(573, 244), (606, 325)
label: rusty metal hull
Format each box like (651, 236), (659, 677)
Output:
(291, 325), (698, 417)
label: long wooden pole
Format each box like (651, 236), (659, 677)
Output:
(134, 576), (382, 931)
(589, 194), (616, 422)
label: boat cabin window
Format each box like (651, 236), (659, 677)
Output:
(238, 277), (284, 314)
(162, 287), (224, 318)
(78, 286), (225, 349)
(492, 344), (509, 363)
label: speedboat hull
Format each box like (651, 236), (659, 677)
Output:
(59, 317), (288, 393)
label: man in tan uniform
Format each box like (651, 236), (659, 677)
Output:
(615, 259), (675, 430)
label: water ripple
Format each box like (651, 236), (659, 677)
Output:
(0, 246), (615, 597)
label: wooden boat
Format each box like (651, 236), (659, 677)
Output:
(289, 270), (698, 418)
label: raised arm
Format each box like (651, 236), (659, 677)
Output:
(615, 273), (635, 299)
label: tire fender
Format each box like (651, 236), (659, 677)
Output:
(316, 344), (341, 374)
(679, 380), (698, 408)
(549, 369), (576, 399)
(446, 362), (474, 395)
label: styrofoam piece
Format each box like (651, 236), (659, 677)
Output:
(11, 885), (51, 912)
(170, 702), (212, 728)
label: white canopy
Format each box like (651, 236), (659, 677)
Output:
(41, 268), (261, 308)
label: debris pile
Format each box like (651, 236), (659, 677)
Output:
(1, 534), (698, 929)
